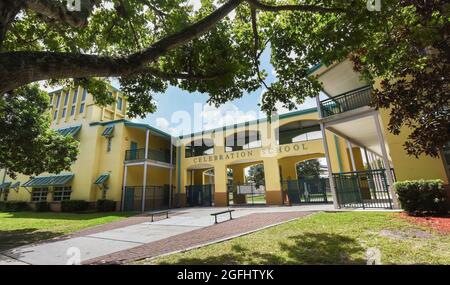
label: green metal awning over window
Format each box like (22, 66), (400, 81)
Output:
(94, 173), (110, 185)
(101, 126), (114, 137)
(10, 182), (20, 189)
(57, 125), (81, 137)
(23, 174), (74, 187)
(0, 182), (11, 189)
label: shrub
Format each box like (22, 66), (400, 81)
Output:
(61, 200), (89, 212)
(0, 201), (30, 212)
(34, 202), (50, 212)
(96, 199), (116, 212)
(394, 179), (448, 215)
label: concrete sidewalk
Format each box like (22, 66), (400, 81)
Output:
(0, 205), (332, 265)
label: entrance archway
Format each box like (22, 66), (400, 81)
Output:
(227, 160), (266, 206)
(185, 164), (215, 206)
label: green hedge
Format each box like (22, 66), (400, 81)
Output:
(394, 180), (448, 215)
(34, 202), (50, 212)
(0, 201), (30, 212)
(96, 199), (116, 212)
(61, 200), (89, 212)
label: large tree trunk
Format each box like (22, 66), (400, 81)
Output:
(0, 0), (23, 50)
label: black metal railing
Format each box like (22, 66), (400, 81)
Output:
(333, 169), (393, 209)
(320, 86), (372, 117)
(227, 182), (266, 206)
(125, 148), (172, 163)
(122, 185), (173, 212)
(282, 177), (330, 204)
(185, 184), (214, 206)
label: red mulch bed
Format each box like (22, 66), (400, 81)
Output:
(397, 212), (450, 234)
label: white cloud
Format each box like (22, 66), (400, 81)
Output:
(155, 117), (177, 134)
(200, 103), (260, 131)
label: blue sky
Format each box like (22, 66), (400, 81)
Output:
(132, 48), (324, 136)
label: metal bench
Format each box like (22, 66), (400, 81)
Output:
(211, 209), (235, 224)
(148, 210), (169, 222)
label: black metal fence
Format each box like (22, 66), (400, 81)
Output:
(282, 177), (330, 204)
(333, 169), (393, 209)
(228, 182), (266, 206)
(125, 148), (171, 163)
(185, 184), (214, 207)
(320, 86), (372, 117)
(123, 185), (171, 211)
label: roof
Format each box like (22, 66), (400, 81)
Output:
(90, 119), (172, 139)
(101, 126), (114, 137)
(23, 174), (74, 187)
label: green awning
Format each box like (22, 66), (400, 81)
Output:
(0, 182), (11, 189)
(101, 126), (114, 137)
(57, 125), (81, 137)
(23, 174), (74, 187)
(10, 182), (20, 189)
(94, 173), (110, 185)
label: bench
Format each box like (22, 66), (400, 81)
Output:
(211, 209), (235, 224)
(148, 210), (169, 222)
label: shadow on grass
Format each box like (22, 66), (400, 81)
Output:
(0, 229), (62, 252)
(157, 232), (366, 265)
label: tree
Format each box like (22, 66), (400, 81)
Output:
(0, 84), (79, 178)
(296, 159), (322, 178)
(0, 0), (448, 175)
(246, 163), (264, 186)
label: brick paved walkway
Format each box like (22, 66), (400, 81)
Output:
(85, 211), (314, 264)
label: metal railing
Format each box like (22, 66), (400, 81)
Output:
(333, 169), (393, 209)
(125, 148), (172, 163)
(282, 177), (330, 204)
(320, 86), (372, 117)
(185, 184), (214, 206)
(122, 185), (173, 212)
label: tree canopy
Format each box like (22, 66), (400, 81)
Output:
(0, 0), (448, 176)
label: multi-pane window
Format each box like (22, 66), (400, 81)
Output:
(117, 97), (123, 111)
(56, 93), (61, 108)
(53, 186), (72, 201)
(63, 91), (69, 106)
(62, 108), (66, 118)
(31, 188), (48, 202)
(70, 89), (78, 117)
(53, 110), (58, 120)
(80, 89), (87, 114)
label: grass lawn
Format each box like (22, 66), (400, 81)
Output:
(0, 211), (136, 251)
(144, 212), (450, 265)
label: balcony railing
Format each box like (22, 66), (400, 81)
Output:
(125, 148), (172, 164)
(320, 86), (372, 118)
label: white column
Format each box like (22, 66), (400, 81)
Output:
(347, 140), (356, 171)
(373, 113), (399, 209)
(363, 147), (371, 170)
(121, 165), (128, 211)
(316, 94), (339, 208)
(168, 137), (173, 209)
(141, 129), (150, 212)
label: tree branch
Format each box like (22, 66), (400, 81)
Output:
(143, 67), (226, 81)
(24, 0), (96, 28)
(246, 0), (346, 13)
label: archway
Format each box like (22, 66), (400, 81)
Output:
(227, 160), (266, 206)
(185, 164), (215, 206)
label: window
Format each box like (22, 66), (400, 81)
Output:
(62, 108), (66, 118)
(72, 90), (78, 104)
(31, 188), (48, 202)
(70, 105), (76, 116)
(53, 186), (72, 201)
(56, 93), (61, 108)
(63, 91), (69, 106)
(81, 89), (87, 101)
(117, 97), (123, 111)
(53, 110), (58, 120)
(79, 103), (85, 114)
(107, 137), (112, 152)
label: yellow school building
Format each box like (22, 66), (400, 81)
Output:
(0, 60), (448, 211)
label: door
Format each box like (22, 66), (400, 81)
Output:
(130, 141), (138, 160)
(123, 187), (135, 211)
